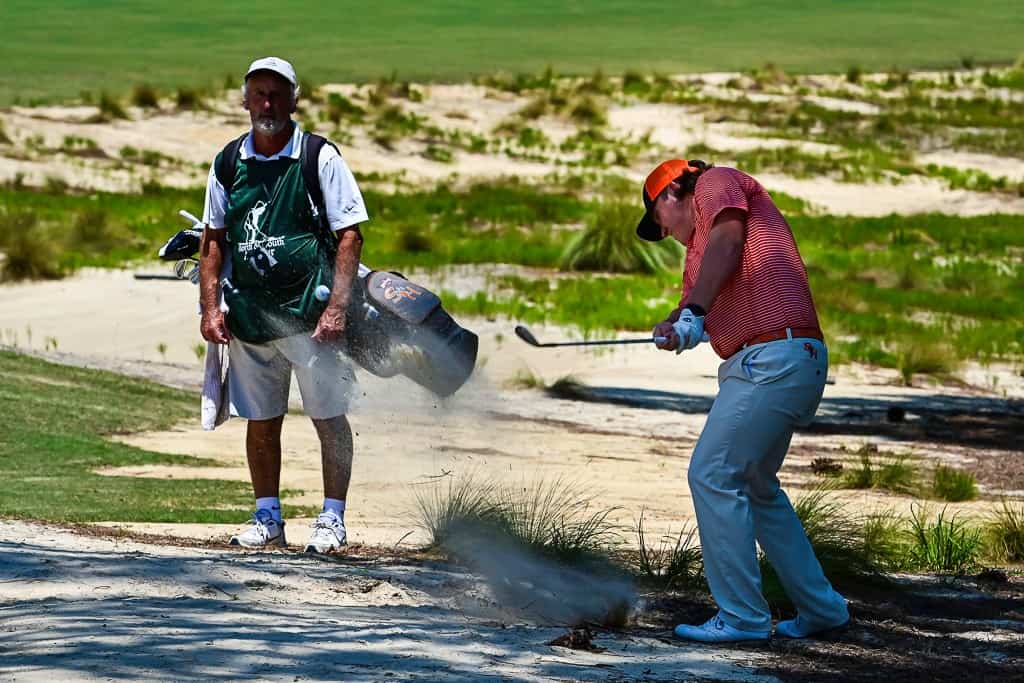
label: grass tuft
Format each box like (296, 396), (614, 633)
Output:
(931, 465), (978, 502)
(840, 447), (918, 495)
(130, 83), (160, 108)
(0, 211), (63, 281)
(415, 475), (620, 566)
(635, 510), (704, 590)
(560, 201), (683, 274)
(905, 505), (983, 574)
(985, 500), (1024, 562)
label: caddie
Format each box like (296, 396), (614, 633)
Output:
(199, 56), (368, 553)
(636, 159), (849, 641)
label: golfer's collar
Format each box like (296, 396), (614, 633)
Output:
(240, 123), (301, 161)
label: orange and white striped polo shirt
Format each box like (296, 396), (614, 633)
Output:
(679, 167), (820, 359)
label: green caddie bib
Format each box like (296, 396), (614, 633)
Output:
(220, 149), (335, 343)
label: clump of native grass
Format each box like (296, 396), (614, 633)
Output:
(985, 499), (1024, 563)
(839, 445), (919, 495)
(560, 201), (683, 273)
(891, 335), (960, 386)
(130, 83), (160, 109)
(931, 465), (979, 502)
(0, 210), (63, 281)
(904, 504), (983, 574)
(414, 474), (621, 567)
(634, 510), (704, 590)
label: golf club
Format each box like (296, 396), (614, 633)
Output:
(514, 324), (669, 348)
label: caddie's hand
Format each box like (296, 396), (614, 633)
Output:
(311, 306), (346, 343)
(671, 307), (705, 354)
(200, 309), (231, 344)
(653, 320), (677, 351)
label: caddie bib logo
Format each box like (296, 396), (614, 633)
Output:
(238, 200), (284, 276)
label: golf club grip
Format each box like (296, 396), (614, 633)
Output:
(179, 209), (202, 226)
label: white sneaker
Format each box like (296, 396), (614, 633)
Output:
(305, 511), (348, 553)
(775, 613), (850, 639)
(673, 613), (769, 643)
(229, 509), (286, 548)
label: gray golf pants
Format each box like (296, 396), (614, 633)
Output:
(689, 337), (848, 632)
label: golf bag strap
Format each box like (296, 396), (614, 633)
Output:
(214, 133), (247, 195)
(299, 132), (339, 235)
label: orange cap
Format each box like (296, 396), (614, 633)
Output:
(636, 159), (698, 241)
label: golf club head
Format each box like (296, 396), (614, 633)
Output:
(514, 325), (541, 347)
(158, 228), (202, 261)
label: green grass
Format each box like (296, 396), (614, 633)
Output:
(560, 201), (683, 274)
(840, 449), (919, 495)
(904, 505), (984, 574)
(3, 178), (1022, 372)
(634, 510), (704, 590)
(4, 1), (1024, 105)
(931, 465), (979, 502)
(414, 475), (621, 566)
(0, 350), (312, 523)
(985, 500), (1024, 562)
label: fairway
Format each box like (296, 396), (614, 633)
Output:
(5, 0), (1024, 104)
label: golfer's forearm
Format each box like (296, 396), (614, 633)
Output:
(328, 227), (363, 311)
(199, 227), (225, 313)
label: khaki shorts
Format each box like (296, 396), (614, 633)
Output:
(227, 333), (357, 420)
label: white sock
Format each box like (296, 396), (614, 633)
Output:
(256, 496), (282, 523)
(323, 498), (345, 520)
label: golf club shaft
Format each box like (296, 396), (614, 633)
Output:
(179, 209), (202, 226)
(534, 336), (668, 348)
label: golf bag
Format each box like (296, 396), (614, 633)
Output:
(157, 228), (479, 397)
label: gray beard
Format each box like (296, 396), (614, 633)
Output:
(254, 117), (288, 136)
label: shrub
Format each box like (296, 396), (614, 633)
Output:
(931, 465), (978, 502)
(846, 65), (863, 84)
(905, 505), (983, 574)
(985, 500), (1024, 562)
(560, 201), (683, 273)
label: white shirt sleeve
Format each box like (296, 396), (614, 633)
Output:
(317, 144), (369, 232)
(201, 161), (228, 229)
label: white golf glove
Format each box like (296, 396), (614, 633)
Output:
(671, 307), (706, 354)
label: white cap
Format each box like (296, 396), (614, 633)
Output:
(245, 57), (297, 86)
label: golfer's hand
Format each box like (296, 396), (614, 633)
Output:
(201, 309), (231, 344)
(671, 307), (706, 354)
(312, 306), (346, 343)
(653, 321), (678, 351)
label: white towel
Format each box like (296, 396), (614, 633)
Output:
(201, 341), (230, 430)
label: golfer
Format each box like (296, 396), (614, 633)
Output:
(636, 159), (849, 641)
(199, 57), (367, 553)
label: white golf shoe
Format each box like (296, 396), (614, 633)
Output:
(673, 613), (770, 643)
(229, 509), (287, 548)
(775, 613), (850, 639)
(305, 511), (348, 553)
